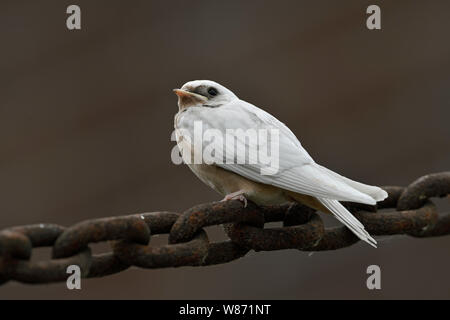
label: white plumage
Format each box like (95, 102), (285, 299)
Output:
(174, 80), (387, 247)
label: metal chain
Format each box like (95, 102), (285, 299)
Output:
(0, 172), (448, 285)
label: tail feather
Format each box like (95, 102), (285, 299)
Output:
(318, 197), (377, 248)
(318, 165), (388, 202)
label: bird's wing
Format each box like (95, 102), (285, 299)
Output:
(209, 100), (379, 205)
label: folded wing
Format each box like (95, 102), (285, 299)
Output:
(214, 100), (385, 205)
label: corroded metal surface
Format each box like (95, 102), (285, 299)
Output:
(0, 171), (448, 285)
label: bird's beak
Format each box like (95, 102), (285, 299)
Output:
(173, 89), (208, 110)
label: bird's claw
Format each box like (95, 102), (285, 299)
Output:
(221, 193), (248, 208)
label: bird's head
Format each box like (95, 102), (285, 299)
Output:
(173, 80), (237, 110)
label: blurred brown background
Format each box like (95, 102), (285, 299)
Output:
(0, 0), (449, 299)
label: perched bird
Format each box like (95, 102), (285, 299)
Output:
(173, 80), (387, 247)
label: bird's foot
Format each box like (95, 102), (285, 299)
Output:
(221, 190), (248, 208)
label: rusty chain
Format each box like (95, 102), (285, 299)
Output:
(0, 172), (448, 285)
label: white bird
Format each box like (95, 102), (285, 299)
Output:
(173, 80), (387, 247)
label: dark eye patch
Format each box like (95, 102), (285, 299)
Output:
(208, 87), (218, 96)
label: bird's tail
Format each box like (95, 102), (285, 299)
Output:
(318, 165), (388, 202)
(317, 197), (377, 248)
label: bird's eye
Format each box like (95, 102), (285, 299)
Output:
(208, 87), (218, 96)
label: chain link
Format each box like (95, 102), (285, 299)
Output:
(0, 172), (448, 285)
